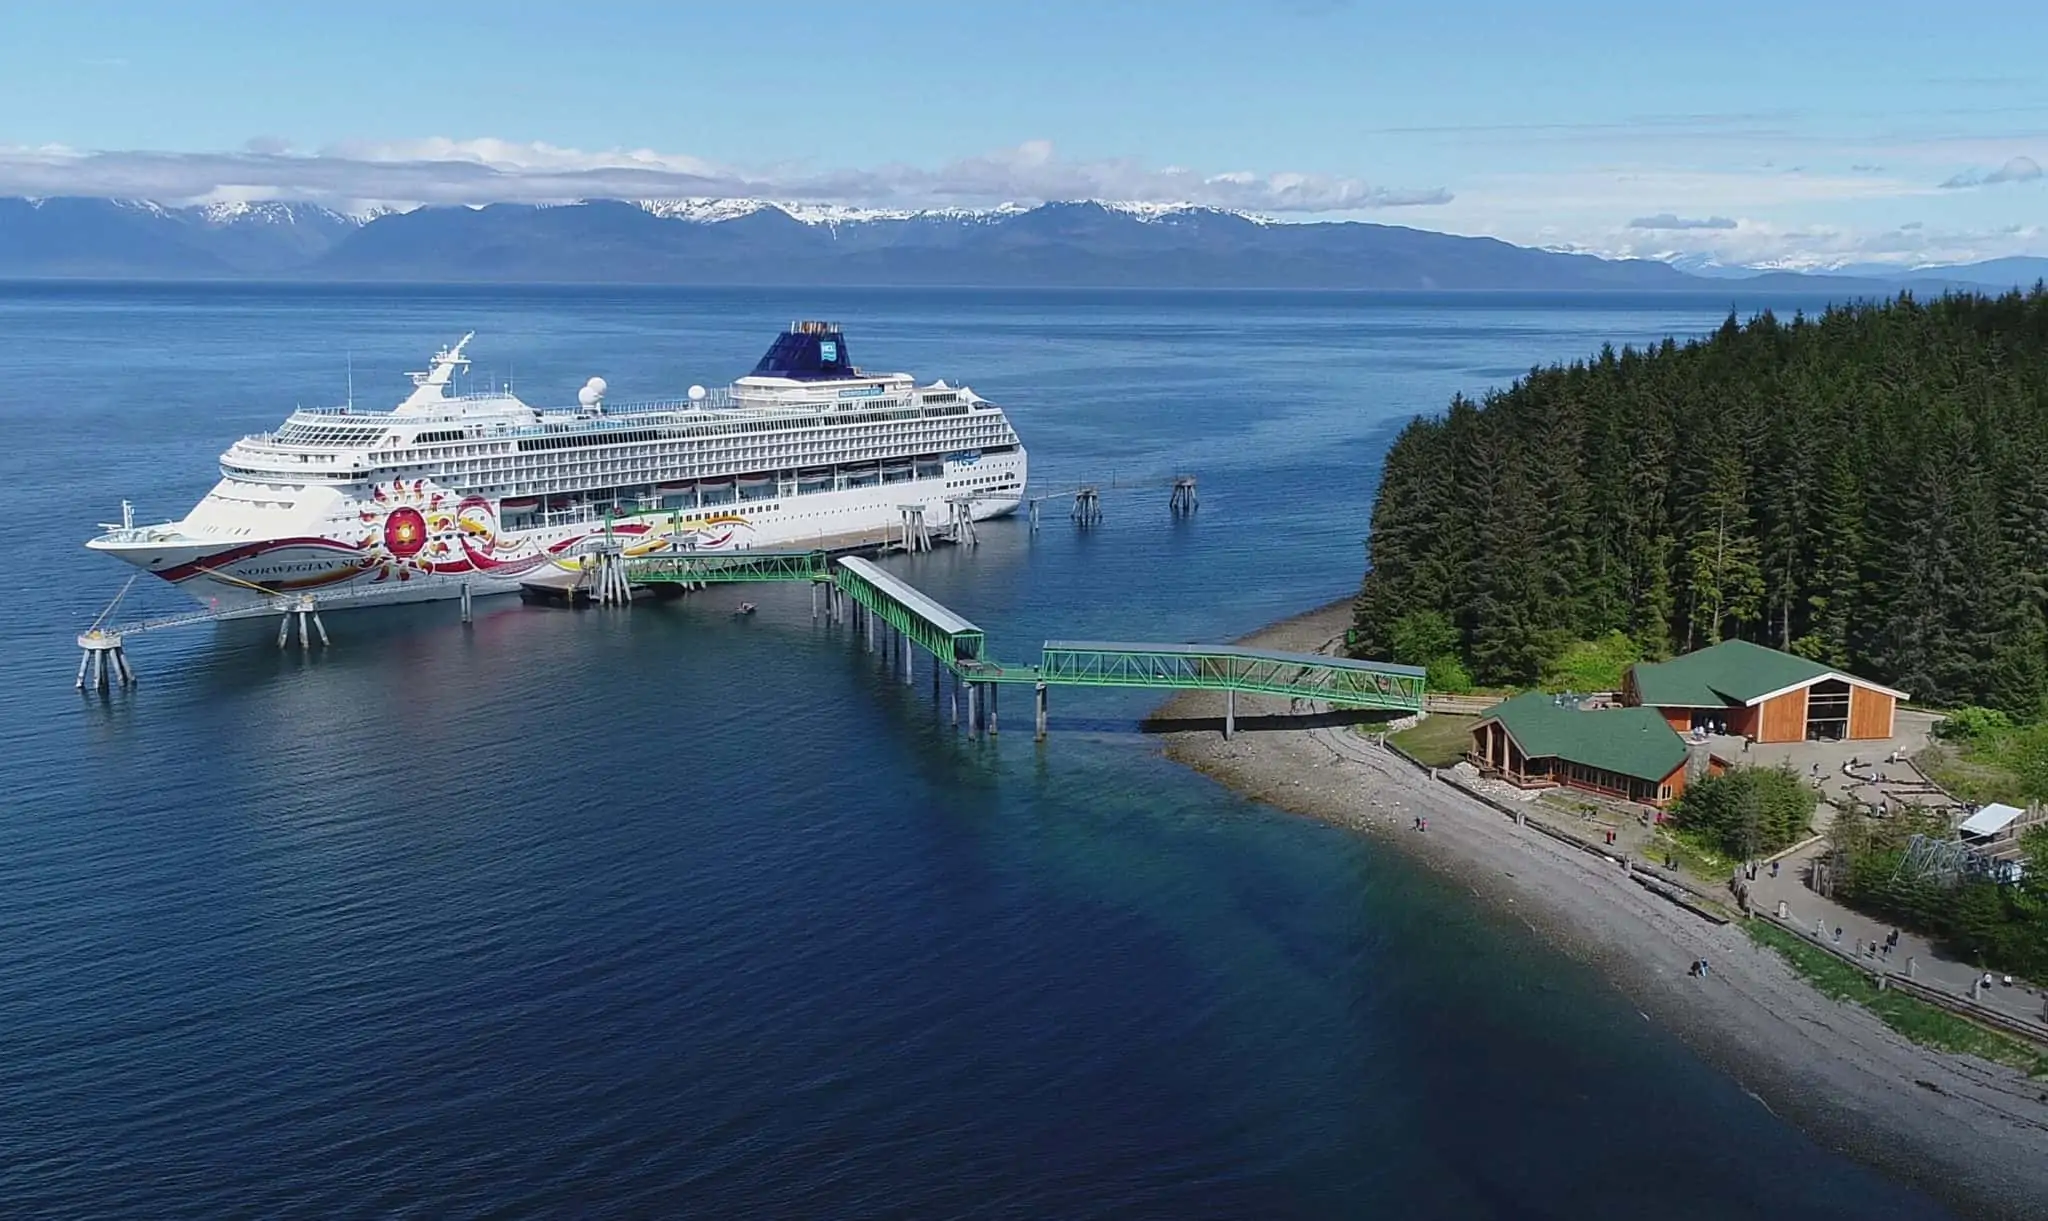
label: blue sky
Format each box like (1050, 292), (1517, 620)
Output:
(4, 0), (2047, 267)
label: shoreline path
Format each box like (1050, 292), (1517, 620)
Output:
(1151, 599), (2048, 1221)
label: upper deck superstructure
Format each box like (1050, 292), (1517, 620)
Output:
(89, 325), (1028, 608)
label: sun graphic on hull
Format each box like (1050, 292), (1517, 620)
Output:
(384, 506), (428, 558)
(357, 479), (466, 582)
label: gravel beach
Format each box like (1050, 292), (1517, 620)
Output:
(1150, 599), (2048, 1221)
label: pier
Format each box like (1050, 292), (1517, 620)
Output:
(75, 547), (1425, 734)
(822, 561), (1425, 739)
(551, 549), (1426, 739)
(73, 472), (1424, 733)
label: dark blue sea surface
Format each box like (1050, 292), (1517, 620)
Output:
(0, 286), (1954, 1218)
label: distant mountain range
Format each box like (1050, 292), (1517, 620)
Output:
(1, 196), (2042, 291)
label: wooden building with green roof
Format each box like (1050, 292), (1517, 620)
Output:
(1468, 692), (1691, 808)
(1620, 639), (1907, 744)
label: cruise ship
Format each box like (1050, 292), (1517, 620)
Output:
(87, 324), (1028, 609)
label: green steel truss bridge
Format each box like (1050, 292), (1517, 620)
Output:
(619, 549), (1425, 736)
(1037, 641), (1426, 707)
(624, 549), (836, 585)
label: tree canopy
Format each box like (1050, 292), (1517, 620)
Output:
(1351, 289), (2048, 717)
(1671, 766), (1815, 860)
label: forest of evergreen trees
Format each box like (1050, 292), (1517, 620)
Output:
(1351, 289), (2048, 718)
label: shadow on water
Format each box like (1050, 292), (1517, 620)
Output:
(1141, 707), (1396, 735)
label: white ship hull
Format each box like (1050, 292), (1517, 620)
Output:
(89, 453), (1027, 612)
(88, 326), (1031, 613)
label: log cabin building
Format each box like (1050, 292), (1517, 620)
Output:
(1468, 692), (1691, 808)
(1620, 640), (1907, 744)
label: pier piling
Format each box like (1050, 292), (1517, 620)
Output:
(897, 505), (932, 553)
(75, 630), (135, 691)
(1034, 680), (1047, 741)
(1224, 688), (1235, 739)
(1072, 486), (1102, 527)
(277, 595), (329, 652)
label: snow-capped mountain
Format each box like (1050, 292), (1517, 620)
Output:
(633, 198), (1030, 225)
(630, 198), (1267, 227)
(192, 199), (399, 226)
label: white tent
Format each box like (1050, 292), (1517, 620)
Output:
(1958, 803), (2026, 839)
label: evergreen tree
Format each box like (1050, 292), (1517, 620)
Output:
(1682, 450), (1765, 647)
(1464, 431), (1549, 685)
(1352, 288), (2048, 713)
(1799, 441), (1864, 667)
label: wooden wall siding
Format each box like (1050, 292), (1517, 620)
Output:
(1849, 687), (1895, 740)
(1659, 708), (1691, 732)
(1726, 704), (1760, 739)
(1661, 764), (1687, 806)
(1471, 722), (1508, 769)
(1758, 688), (1808, 743)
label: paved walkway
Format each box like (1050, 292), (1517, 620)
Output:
(1688, 710), (1951, 832)
(1735, 841), (2047, 1025)
(1307, 642), (2044, 1033)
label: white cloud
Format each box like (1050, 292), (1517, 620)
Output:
(0, 137), (1450, 215)
(1939, 155), (2044, 189)
(1627, 213), (1737, 231)
(1586, 219), (2046, 272)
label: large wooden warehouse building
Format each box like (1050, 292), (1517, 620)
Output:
(1621, 640), (1907, 744)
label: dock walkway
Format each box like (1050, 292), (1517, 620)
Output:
(81, 544), (1430, 737)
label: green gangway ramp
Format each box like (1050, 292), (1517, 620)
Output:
(624, 549), (833, 585)
(834, 555), (988, 667)
(1036, 641), (1425, 711)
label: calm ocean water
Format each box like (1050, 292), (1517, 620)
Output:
(0, 285), (1954, 1219)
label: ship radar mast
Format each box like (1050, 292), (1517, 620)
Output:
(397, 332), (475, 410)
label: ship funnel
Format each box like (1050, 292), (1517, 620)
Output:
(750, 323), (854, 381)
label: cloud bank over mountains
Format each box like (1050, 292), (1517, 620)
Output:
(0, 137), (1450, 216)
(1628, 213), (1737, 231)
(3, 131), (2046, 273)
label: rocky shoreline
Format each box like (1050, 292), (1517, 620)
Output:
(1147, 598), (2048, 1221)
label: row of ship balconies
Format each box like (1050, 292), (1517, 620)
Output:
(228, 417), (1015, 480)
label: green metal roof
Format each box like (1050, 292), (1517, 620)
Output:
(1627, 639), (1836, 708)
(1481, 692), (1689, 783)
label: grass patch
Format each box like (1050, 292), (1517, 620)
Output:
(1651, 827), (1738, 879)
(1385, 713), (1478, 768)
(1918, 741), (2028, 808)
(1745, 920), (2048, 1077)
